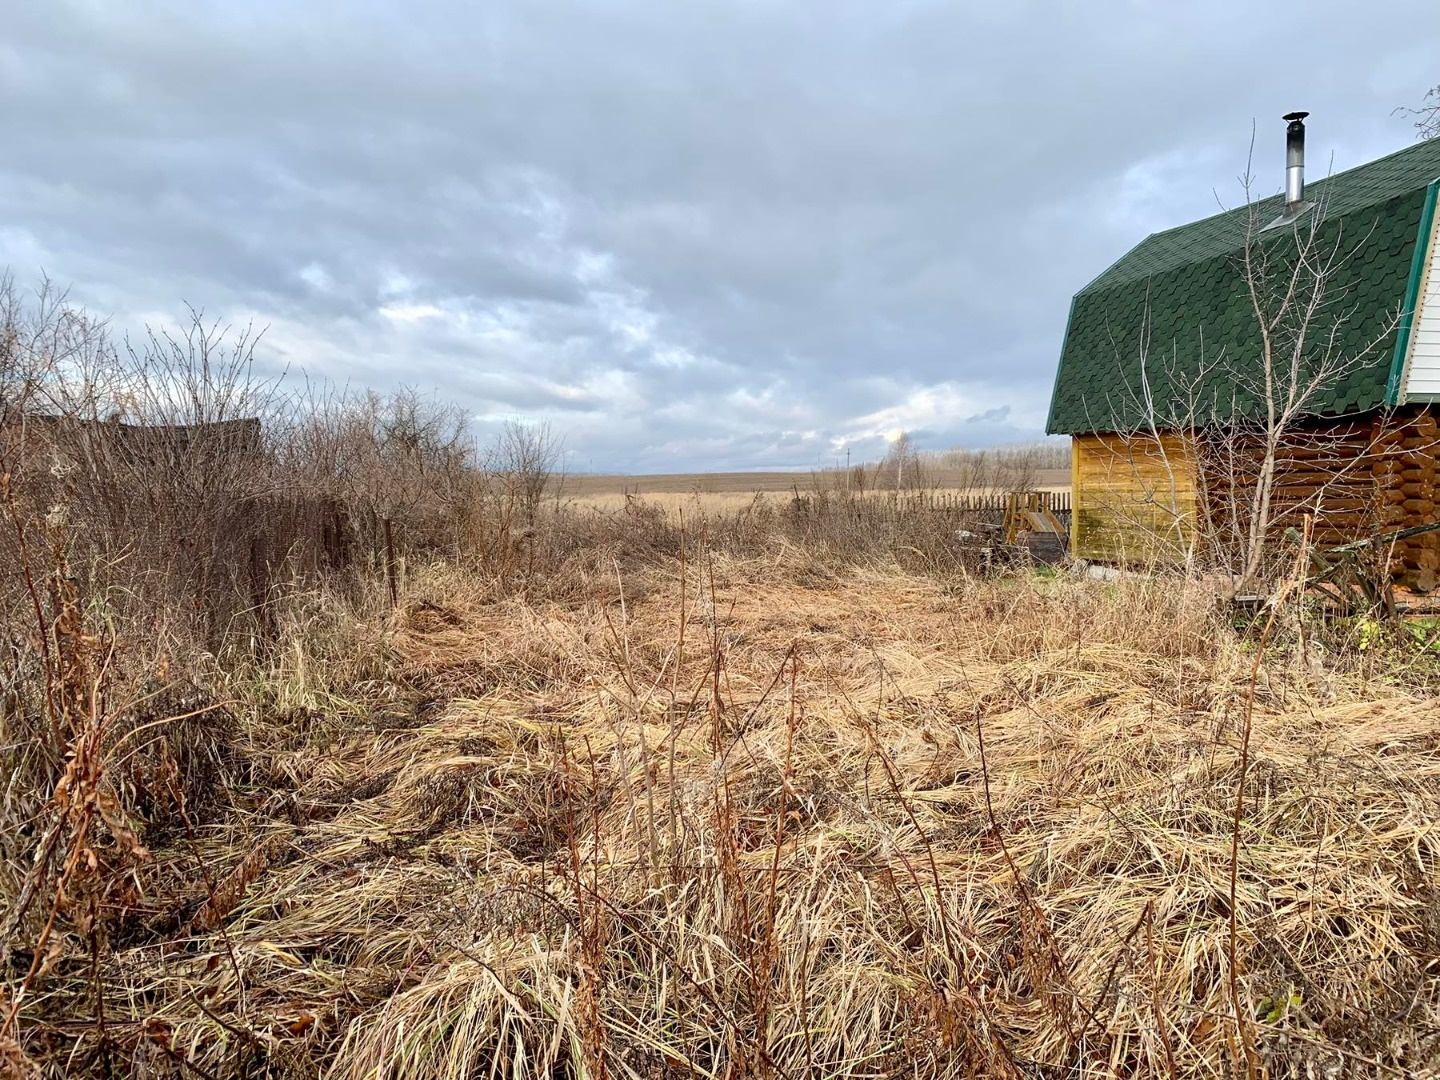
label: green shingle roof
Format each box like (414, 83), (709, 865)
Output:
(1047, 137), (1440, 435)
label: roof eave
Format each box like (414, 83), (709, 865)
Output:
(1385, 177), (1440, 407)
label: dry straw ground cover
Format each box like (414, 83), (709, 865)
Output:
(10, 537), (1439, 1078)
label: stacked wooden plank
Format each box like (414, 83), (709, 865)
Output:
(1070, 433), (1197, 564)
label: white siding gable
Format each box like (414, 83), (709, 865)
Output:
(1403, 198), (1440, 398)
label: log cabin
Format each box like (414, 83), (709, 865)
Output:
(1047, 115), (1440, 587)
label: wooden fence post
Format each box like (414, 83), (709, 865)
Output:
(383, 517), (398, 609)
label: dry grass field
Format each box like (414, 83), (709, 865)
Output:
(4, 303), (1439, 1077)
(7, 517), (1440, 1077)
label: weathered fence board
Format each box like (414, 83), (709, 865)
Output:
(817, 490), (1070, 522)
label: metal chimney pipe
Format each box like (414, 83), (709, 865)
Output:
(1284, 111), (1309, 209)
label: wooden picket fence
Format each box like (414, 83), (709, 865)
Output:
(788, 489), (1071, 529)
(868, 490), (1071, 515)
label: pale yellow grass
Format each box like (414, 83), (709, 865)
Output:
(66, 552), (1440, 1079)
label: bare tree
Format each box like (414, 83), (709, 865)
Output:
(1098, 144), (1404, 587)
(1397, 85), (1440, 141)
(873, 431), (926, 491)
(937, 442), (1067, 492)
(946, 446), (992, 492)
(487, 419), (563, 524)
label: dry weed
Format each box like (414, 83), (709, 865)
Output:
(6, 546), (1436, 1077)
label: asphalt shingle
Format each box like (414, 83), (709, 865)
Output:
(1048, 138), (1440, 435)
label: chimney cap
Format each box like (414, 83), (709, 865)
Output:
(1283, 110), (1310, 123)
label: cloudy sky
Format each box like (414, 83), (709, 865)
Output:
(3, 2), (1436, 472)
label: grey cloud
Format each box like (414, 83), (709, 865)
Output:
(966, 406), (1010, 425)
(1, 1), (1435, 471)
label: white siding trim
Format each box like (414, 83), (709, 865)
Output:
(1402, 197), (1440, 398)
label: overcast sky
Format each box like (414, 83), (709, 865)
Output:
(3, 2), (1436, 472)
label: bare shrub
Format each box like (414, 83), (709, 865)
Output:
(817, 439), (1068, 497)
(2, 292), (277, 643)
(305, 387), (476, 590)
(487, 418), (563, 524)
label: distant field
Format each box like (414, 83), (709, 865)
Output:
(564, 467), (1070, 512)
(566, 470), (834, 496)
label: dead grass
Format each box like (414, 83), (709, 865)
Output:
(7, 544), (1438, 1078)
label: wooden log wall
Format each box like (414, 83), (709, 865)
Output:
(1376, 409), (1439, 590)
(1197, 406), (1440, 590)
